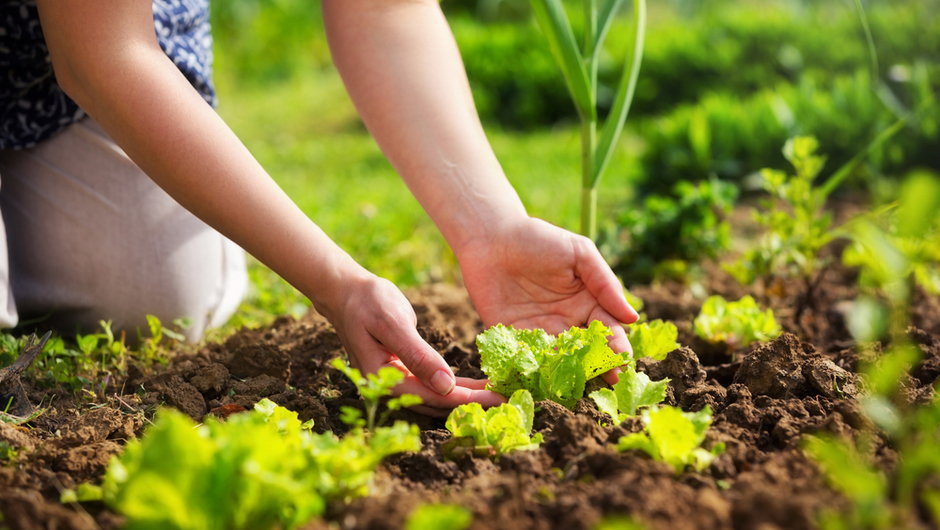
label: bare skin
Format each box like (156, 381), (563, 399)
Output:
(36, 0), (637, 415)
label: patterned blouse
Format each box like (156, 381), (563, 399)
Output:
(0, 0), (215, 150)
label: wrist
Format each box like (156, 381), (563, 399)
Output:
(303, 255), (376, 323)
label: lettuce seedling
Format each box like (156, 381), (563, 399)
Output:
(405, 504), (472, 530)
(591, 319), (677, 424)
(73, 399), (420, 530)
(331, 359), (422, 431)
(616, 405), (724, 474)
(627, 319), (679, 361)
(477, 320), (624, 409)
(444, 389), (543, 458)
(693, 295), (781, 349)
(590, 366), (669, 425)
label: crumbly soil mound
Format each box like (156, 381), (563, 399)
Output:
(1, 278), (939, 529)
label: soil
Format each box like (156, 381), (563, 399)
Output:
(1, 270), (938, 530)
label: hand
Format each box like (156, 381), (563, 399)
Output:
(458, 217), (640, 383)
(315, 273), (506, 416)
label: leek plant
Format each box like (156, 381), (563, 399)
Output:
(530, 0), (646, 238)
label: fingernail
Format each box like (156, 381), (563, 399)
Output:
(430, 369), (455, 395)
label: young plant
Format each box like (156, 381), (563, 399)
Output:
(531, 0), (646, 238)
(805, 171), (940, 529)
(67, 399), (420, 530)
(444, 389), (542, 458)
(616, 405), (724, 474)
(331, 358), (422, 431)
(727, 121), (910, 296)
(612, 179), (738, 283)
(627, 319), (679, 362)
(591, 319), (677, 424)
(590, 366), (669, 425)
(693, 295), (781, 350)
(726, 136), (832, 288)
(477, 320), (625, 409)
(405, 503), (472, 530)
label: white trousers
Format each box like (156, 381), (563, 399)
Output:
(0, 118), (247, 341)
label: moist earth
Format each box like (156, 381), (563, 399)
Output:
(1, 276), (938, 529)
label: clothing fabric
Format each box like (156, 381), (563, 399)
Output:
(0, 0), (215, 150)
(0, 117), (246, 341)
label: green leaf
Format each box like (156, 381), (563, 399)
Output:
(508, 388), (536, 433)
(593, 0), (646, 186)
(627, 320), (679, 362)
(804, 435), (887, 516)
(479, 321), (621, 409)
(614, 366), (669, 417)
(405, 504), (472, 530)
(98, 401), (420, 529)
(530, 0), (595, 120)
(590, 388), (622, 424)
(617, 406), (721, 474)
(444, 390), (541, 456)
(477, 324), (545, 398)
(693, 295), (781, 349)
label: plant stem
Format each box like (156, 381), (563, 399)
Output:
(581, 116), (597, 238)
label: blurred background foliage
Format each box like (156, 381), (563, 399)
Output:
(209, 0), (939, 323)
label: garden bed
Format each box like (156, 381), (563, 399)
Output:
(1, 268), (938, 529)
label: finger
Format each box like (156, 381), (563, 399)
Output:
(603, 366), (621, 385)
(456, 377), (489, 390)
(395, 375), (507, 409)
(370, 318), (456, 396)
(409, 404), (451, 418)
(575, 237), (640, 324)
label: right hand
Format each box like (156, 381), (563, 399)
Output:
(315, 273), (505, 416)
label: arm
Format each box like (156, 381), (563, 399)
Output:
(36, 0), (504, 410)
(323, 0), (639, 373)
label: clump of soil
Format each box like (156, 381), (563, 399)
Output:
(1, 278), (939, 529)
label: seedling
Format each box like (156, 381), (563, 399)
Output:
(591, 319), (677, 424)
(726, 136), (832, 288)
(331, 358), (422, 432)
(590, 366), (668, 425)
(405, 503), (472, 530)
(615, 179), (738, 283)
(444, 389), (542, 458)
(627, 320), (679, 362)
(477, 320), (624, 409)
(616, 405), (724, 474)
(805, 171), (940, 529)
(66, 399), (420, 530)
(727, 118), (913, 299)
(531, 0), (646, 238)
(693, 295), (781, 350)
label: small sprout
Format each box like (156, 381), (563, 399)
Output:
(590, 366), (669, 425)
(616, 405), (724, 474)
(405, 503), (472, 530)
(331, 358), (423, 431)
(627, 320), (679, 362)
(693, 295), (781, 349)
(444, 389), (542, 458)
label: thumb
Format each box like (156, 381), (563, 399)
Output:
(372, 323), (456, 396)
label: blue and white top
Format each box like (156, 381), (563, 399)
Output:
(0, 0), (216, 150)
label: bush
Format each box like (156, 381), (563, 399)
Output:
(636, 70), (939, 195)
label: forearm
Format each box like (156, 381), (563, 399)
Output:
(37, 0), (368, 313)
(322, 0), (528, 256)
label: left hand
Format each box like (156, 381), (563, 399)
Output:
(457, 217), (640, 383)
